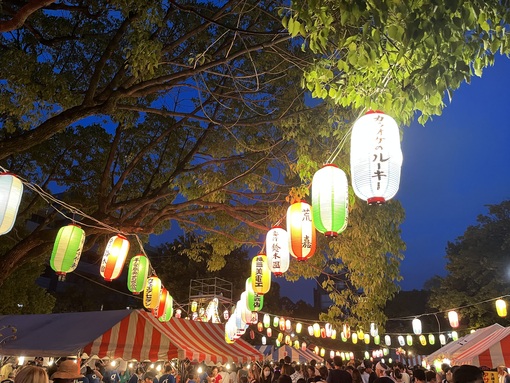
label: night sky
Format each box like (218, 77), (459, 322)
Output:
(279, 55), (510, 303)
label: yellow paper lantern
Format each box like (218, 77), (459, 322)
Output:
(350, 111), (403, 204)
(496, 299), (507, 317)
(364, 334), (370, 344)
(352, 333), (358, 344)
(313, 323), (320, 337)
(287, 201), (316, 261)
(296, 322), (302, 333)
(143, 276), (162, 309)
(279, 317), (286, 331)
(320, 348), (325, 357)
(419, 335), (427, 346)
(251, 254), (271, 294)
(0, 173), (23, 235)
(100, 234), (130, 281)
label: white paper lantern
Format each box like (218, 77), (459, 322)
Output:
(350, 111), (403, 204)
(266, 227), (290, 275)
(0, 174), (23, 235)
(412, 318), (422, 335)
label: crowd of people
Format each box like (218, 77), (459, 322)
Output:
(0, 355), (502, 383)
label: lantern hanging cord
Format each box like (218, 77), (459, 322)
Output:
(324, 108), (366, 165)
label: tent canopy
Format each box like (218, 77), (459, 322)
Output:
(425, 324), (504, 364)
(0, 310), (262, 363)
(0, 310), (132, 357)
(254, 345), (319, 364)
(452, 326), (510, 368)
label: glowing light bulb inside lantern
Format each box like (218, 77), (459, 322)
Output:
(496, 299), (507, 317)
(448, 311), (459, 328)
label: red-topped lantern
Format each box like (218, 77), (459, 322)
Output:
(0, 173), (23, 235)
(265, 227), (290, 275)
(153, 287), (169, 318)
(350, 111), (403, 204)
(287, 201), (316, 261)
(100, 234), (130, 281)
(50, 224), (86, 281)
(312, 165), (349, 237)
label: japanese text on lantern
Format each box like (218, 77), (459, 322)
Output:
(255, 257), (263, 288)
(253, 294), (262, 309)
(271, 231), (280, 269)
(302, 206), (312, 249)
(129, 256), (140, 290)
(372, 115), (390, 190)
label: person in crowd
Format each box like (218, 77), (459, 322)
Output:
(211, 367), (223, 383)
(351, 369), (362, 383)
(187, 372), (198, 383)
(96, 362), (107, 382)
(248, 367), (258, 383)
(86, 366), (103, 383)
(327, 356), (352, 383)
(395, 365), (409, 383)
(260, 366), (273, 383)
(219, 366), (230, 383)
(413, 369), (426, 383)
(238, 365), (249, 383)
(372, 362), (392, 383)
(160, 365), (176, 383)
(497, 366), (510, 383)
(282, 359), (294, 377)
(229, 365), (237, 383)
(144, 372), (158, 383)
(128, 368), (145, 383)
(291, 366), (304, 383)
(51, 360), (84, 383)
(391, 368), (402, 383)
(426, 371), (437, 383)
(1, 363), (14, 382)
(14, 366), (48, 383)
(278, 376), (292, 383)
(453, 366), (483, 383)
(1, 372), (15, 383)
(297, 378), (306, 383)
(307, 366), (317, 383)
(363, 362), (376, 383)
(310, 362), (319, 379)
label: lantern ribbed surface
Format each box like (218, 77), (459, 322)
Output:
(0, 174), (23, 235)
(312, 164), (348, 237)
(100, 234), (130, 281)
(350, 111), (403, 204)
(251, 254), (271, 294)
(287, 201), (316, 261)
(266, 226), (290, 275)
(50, 224), (85, 277)
(127, 254), (149, 294)
(143, 276), (162, 309)
(246, 277), (264, 311)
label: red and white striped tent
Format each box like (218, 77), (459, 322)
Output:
(0, 309), (262, 363)
(425, 324), (504, 365)
(254, 345), (320, 363)
(452, 326), (510, 368)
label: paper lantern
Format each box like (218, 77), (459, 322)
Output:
(448, 311), (459, 328)
(250, 330), (255, 340)
(451, 331), (458, 341)
(266, 227), (290, 275)
(343, 323), (351, 339)
(320, 348), (325, 357)
(153, 288), (169, 318)
(350, 111), (403, 204)
(341, 332), (347, 342)
(267, 328), (272, 337)
(175, 309), (182, 318)
(263, 314), (270, 328)
(100, 234), (130, 281)
(285, 335), (291, 345)
(496, 299), (507, 317)
(246, 277), (264, 311)
(277, 332), (284, 342)
(279, 317), (286, 331)
(398, 335), (405, 346)
(308, 325), (314, 336)
(364, 334), (370, 344)
(320, 328), (326, 338)
(374, 335), (380, 345)
(412, 318), (422, 335)
(428, 334), (435, 345)
(273, 316), (280, 327)
(439, 334), (446, 345)
(262, 336), (267, 345)
(406, 335), (413, 346)
(311, 165), (349, 237)
(287, 201), (316, 261)
(314, 346), (319, 354)
(419, 335), (427, 346)
(330, 351), (335, 359)
(127, 254), (149, 294)
(332, 330), (337, 339)
(384, 335), (391, 346)
(191, 301), (198, 312)
(325, 323), (332, 337)
(301, 342), (307, 351)
(251, 254), (271, 294)
(352, 333), (358, 344)
(0, 173), (23, 235)
(143, 276), (162, 309)
(257, 322), (263, 332)
(286, 319), (292, 331)
(296, 322), (302, 333)
(370, 323), (378, 337)
(313, 323), (320, 337)
(50, 224), (85, 280)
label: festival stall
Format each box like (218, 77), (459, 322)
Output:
(425, 323), (504, 365)
(451, 326), (510, 368)
(0, 310), (262, 363)
(254, 345), (319, 364)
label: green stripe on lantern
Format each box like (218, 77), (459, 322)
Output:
(312, 165), (348, 237)
(246, 277), (264, 312)
(50, 224), (85, 279)
(127, 254), (149, 294)
(159, 294), (174, 322)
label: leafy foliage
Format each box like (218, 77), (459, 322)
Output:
(0, 0), (405, 327)
(285, 0), (510, 125)
(429, 200), (510, 328)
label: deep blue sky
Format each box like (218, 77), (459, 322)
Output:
(278, 55), (510, 303)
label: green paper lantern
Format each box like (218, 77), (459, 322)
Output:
(246, 277), (264, 311)
(127, 254), (149, 294)
(158, 293), (174, 322)
(50, 224), (85, 281)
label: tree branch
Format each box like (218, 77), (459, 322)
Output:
(0, 0), (56, 32)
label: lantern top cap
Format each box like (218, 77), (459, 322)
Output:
(115, 234), (128, 239)
(67, 223), (82, 228)
(0, 172), (18, 177)
(365, 110), (385, 115)
(270, 225), (284, 229)
(321, 163), (338, 168)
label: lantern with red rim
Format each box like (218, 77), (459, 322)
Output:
(350, 110), (403, 205)
(100, 234), (130, 281)
(287, 201), (316, 261)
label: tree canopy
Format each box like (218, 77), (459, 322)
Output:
(3, 0), (509, 329)
(429, 200), (510, 328)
